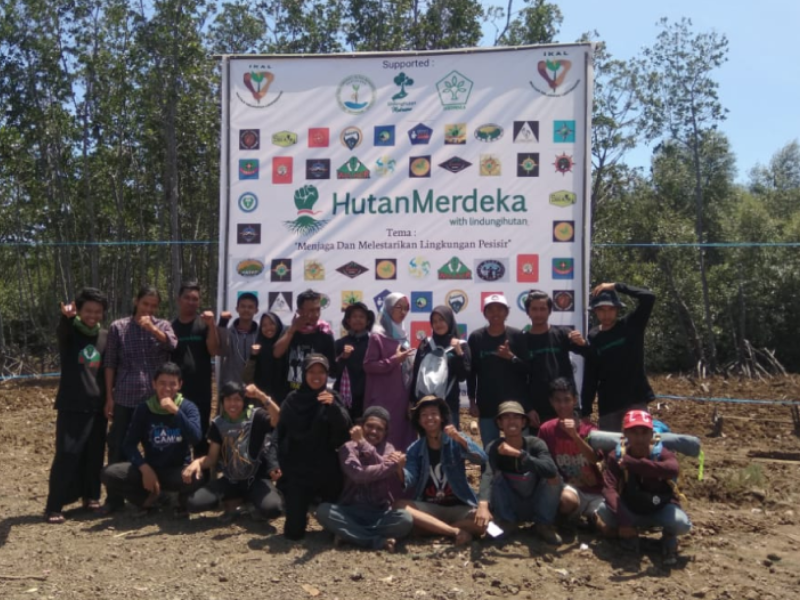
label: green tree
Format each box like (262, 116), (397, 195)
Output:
(491, 0), (562, 46)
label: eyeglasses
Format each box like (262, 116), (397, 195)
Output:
(392, 305), (410, 312)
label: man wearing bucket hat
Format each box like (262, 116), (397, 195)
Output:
(581, 282), (656, 431)
(467, 294), (528, 446)
(475, 400), (562, 545)
(594, 409), (691, 565)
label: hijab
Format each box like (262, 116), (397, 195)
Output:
(430, 305), (458, 348)
(255, 312), (284, 349)
(280, 354), (330, 439)
(374, 292), (409, 347)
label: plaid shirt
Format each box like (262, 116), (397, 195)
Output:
(105, 316), (178, 407)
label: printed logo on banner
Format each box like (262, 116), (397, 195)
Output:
(408, 256), (432, 279)
(553, 221), (575, 242)
(436, 70), (473, 110)
(373, 289), (392, 312)
(445, 290), (469, 314)
(341, 291), (364, 311)
(284, 185), (329, 236)
(438, 257), (472, 280)
(475, 259), (509, 282)
(340, 126), (363, 150)
(474, 124), (504, 143)
(337, 261), (369, 279)
(270, 259), (292, 282)
(554, 153), (575, 175)
(444, 123), (466, 145)
(517, 154), (539, 177)
(237, 68), (283, 108)
(238, 192), (258, 213)
(272, 157), (292, 184)
(374, 155), (396, 177)
(337, 74), (376, 115)
(439, 157), (472, 174)
(516, 291), (529, 312)
(272, 131), (298, 147)
(374, 125), (395, 146)
(304, 260), (325, 281)
(236, 259), (264, 277)
(513, 121), (539, 143)
(337, 157), (370, 179)
(517, 254), (539, 282)
(308, 128), (329, 147)
(408, 123), (433, 145)
(389, 72), (416, 113)
(409, 156), (431, 178)
(375, 259), (397, 280)
(268, 291), (293, 315)
(239, 159), (259, 180)
(239, 129), (260, 150)
(530, 57), (580, 97)
(237, 224), (261, 244)
(319, 293), (332, 310)
(411, 291), (433, 313)
(411, 321), (433, 343)
(554, 120), (576, 143)
(552, 290), (575, 312)
(552, 258), (574, 279)
(550, 190), (576, 207)
(306, 159), (331, 180)
(480, 155), (502, 177)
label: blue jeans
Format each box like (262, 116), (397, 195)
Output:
(478, 418), (501, 448)
(316, 503), (413, 549)
(489, 474), (561, 525)
(595, 502), (692, 537)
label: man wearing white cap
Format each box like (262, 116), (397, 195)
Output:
(466, 294), (528, 446)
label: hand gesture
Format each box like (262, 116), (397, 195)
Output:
(496, 340), (514, 361)
(591, 282), (616, 297)
(136, 314), (155, 332)
(291, 311), (306, 331)
(140, 465), (161, 495)
(342, 344), (354, 359)
(251, 343), (261, 356)
(159, 396), (179, 415)
(182, 460), (203, 484)
(349, 425), (364, 443)
(317, 390), (334, 405)
(220, 311), (232, 321)
(444, 424), (462, 443)
(559, 418), (579, 439)
(385, 451), (404, 465)
(568, 329), (587, 346)
(244, 384), (266, 403)
(394, 346), (414, 362)
(527, 410), (541, 429)
(269, 468), (282, 482)
(474, 502), (493, 530)
(60, 302), (77, 319)
(497, 442), (521, 458)
(200, 310), (215, 326)
(450, 338), (463, 356)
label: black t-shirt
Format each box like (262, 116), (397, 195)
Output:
(171, 317), (212, 406)
(286, 329), (336, 390)
(208, 408), (273, 463)
(422, 446), (460, 506)
(525, 327), (577, 421)
(466, 326), (528, 417)
(55, 316), (107, 412)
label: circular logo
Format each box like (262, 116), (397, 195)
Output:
(415, 296), (428, 310)
(319, 294), (331, 310)
(376, 259), (396, 279)
(553, 222), (575, 242)
(445, 290), (468, 314)
(517, 291), (529, 312)
(337, 75), (376, 115)
(410, 157), (431, 177)
(408, 256), (431, 278)
(239, 129), (259, 149)
(237, 259), (264, 277)
(474, 124), (504, 142)
(476, 260), (505, 282)
(553, 291), (575, 311)
(238, 192), (258, 213)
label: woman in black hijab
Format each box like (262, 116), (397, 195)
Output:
(272, 354), (351, 540)
(243, 312), (288, 404)
(409, 306), (471, 430)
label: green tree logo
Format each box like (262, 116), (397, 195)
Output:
(436, 70), (473, 109)
(392, 72), (414, 100)
(284, 185), (329, 235)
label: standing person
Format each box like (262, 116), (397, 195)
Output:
(101, 363), (204, 515)
(475, 401), (562, 545)
(242, 312), (289, 405)
(523, 290), (588, 429)
(104, 286), (177, 512)
(466, 294), (527, 447)
(183, 382), (283, 522)
(171, 281), (220, 455)
(363, 293), (417, 451)
(396, 396), (487, 546)
(274, 354), (352, 540)
(217, 292), (259, 386)
(45, 288), (109, 523)
(581, 282), (656, 431)
(333, 302), (375, 421)
(410, 306), (471, 430)
(315, 406), (413, 552)
(273, 289), (336, 391)
(595, 410), (692, 565)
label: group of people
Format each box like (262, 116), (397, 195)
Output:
(45, 280), (691, 564)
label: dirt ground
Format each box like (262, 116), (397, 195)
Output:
(1, 375), (799, 600)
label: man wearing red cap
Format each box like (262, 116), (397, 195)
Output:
(594, 410), (691, 565)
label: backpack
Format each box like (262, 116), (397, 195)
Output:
(415, 338), (455, 399)
(214, 407), (268, 483)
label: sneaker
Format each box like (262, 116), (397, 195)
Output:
(534, 524), (563, 546)
(662, 534), (679, 565)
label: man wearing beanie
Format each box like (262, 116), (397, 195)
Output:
(315, 406), (412, 552)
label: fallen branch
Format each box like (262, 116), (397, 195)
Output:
(0, 574), (48, 581)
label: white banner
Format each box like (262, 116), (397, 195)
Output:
(219, 45), (593, 343)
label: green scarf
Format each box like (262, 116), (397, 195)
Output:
(221, 405), (253, 424)
(146, 393), (184, 415)
(73, 316), (101, 337)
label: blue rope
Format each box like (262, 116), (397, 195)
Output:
(655, 394), (800, 406)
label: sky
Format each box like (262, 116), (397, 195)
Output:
(482, 0), (800, 181)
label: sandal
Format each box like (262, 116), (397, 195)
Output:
(82, 499), (103, 513)
(45, 511), (65, 524)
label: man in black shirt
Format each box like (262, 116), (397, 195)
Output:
(171, 281), (220, 454)
(581, 282), (656, 431)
